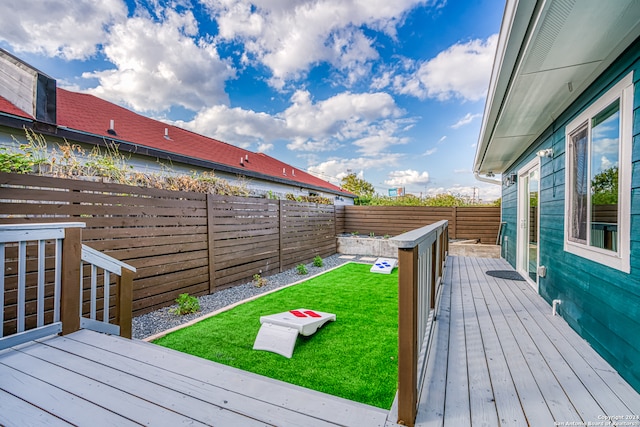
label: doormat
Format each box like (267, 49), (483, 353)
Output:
(485, 270), (525, 281)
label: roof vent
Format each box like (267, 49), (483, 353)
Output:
(245, 154), (249, 162)
(240, 157), (244, 166)
(164, 128), (171, 140)
(283, 168), (286, 176)
(107, 119), (116, 136)
(292, 169), (295, 176)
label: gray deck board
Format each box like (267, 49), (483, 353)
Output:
(0, 329), (389, 427)
(469, 257), (556, 426)
(0, 388), (74, 427)
(415, 256), (453, 427)
(416, 255), (640, 427)
(459, 257), (500, 427)
(1, 255), (638, 427)
(465, 257), (528, 426)
(443, 257), (471, 427)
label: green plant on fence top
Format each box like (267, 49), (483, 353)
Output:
(2, 128), (250, 196)
(171, 293), (200, 315)
(296, 263), (308, 275)
(313, 255), (323, 267)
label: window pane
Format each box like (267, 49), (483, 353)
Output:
(570, 125), (588, 244)
(590, 100), (619, 251)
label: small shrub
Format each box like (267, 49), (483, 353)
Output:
(313, 256), (323, 267)
(383, 234), (390, 239)
(171, 293), (200, 315)
(253, 273), (267, 288)
(351, 231), (359, 236)
(369, 232), (375, 238)
(297, 264), (308, 275)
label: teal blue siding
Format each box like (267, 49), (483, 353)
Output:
(501, 38), (640, 392)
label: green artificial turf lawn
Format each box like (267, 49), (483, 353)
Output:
(153, 263), (399, 409)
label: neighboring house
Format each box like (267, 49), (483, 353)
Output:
(0, 48), (354, 204)
(475, 0), (640, 391)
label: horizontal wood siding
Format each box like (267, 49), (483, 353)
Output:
(0, 173), (209, 318)
(342, 206), (499, 243)
(500, 41), (640, 393)
(209, 197), (280, 290)
(280, 201), (336, 271)
(0, 173), (340, 320)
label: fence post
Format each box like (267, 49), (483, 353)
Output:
(61, 226), (82, 335)
(206, 194), (216, 293)
(116, 268), (134, 339)
(279, 199), (284, 273)
(398, 246), (418, 427)
(450, 206), (457, 239)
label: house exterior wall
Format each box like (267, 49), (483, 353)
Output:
(0, 126), (353, 205)
(500, 39), (640, 392)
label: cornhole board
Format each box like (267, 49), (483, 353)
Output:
(253, 309), (336, 358)
(370, 257), (397, 274)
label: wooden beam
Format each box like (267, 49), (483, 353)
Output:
(206, 194), (216, 294)
(279, 200), (284, 273)
(117, 268), (134, 339)
(60, 227), (82, 335)
(397, 246), (418, 427)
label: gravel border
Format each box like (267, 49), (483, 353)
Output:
(133, 254), (376, 340)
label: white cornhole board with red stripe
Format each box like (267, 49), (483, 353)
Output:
(370, 257), (397, 274)
(253, 309), (336, 358)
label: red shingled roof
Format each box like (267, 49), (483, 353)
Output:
(54, 89), (347, 194)
(0, 87), (346, 194)
(0, 96), (32, 119)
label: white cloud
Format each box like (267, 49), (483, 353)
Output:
(385, 169), (430, 186)
(257, 143), (274, 152)
(383, 34), (497, 101)
(423, 148), (437, 156)
(201, 0), (440, 88)
(308, 155), (403, 185)
(438, 136), (447, 143)
(85, 9), (235, 112)
(176, 90), (407, 155)
(451, 113), (481, 129)
(0, 0), (127, 60)
(174, 104), (287, 149)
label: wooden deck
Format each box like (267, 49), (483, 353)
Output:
(2, 255), (640, 427)
(416, 255), (640, 426)
(0, 328), (390, 427)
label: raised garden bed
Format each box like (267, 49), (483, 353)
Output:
(336, 234), (399, 258)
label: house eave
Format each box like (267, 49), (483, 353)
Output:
(475, 0), (640, 175)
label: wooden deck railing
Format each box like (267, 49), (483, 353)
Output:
(0, 223), (136, 350)
(392, 220), (448, 426)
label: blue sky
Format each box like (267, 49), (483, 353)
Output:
(0, 0), (505, 201)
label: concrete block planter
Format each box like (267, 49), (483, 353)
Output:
(336, 235), (399, 258)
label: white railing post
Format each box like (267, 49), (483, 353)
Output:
(0, 223), (84, 349)
(0, 222), (135, 348)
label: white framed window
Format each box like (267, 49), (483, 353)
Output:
(564, 72), (633, 273)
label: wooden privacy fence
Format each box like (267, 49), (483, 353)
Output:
(337, 205), (499, 243)
(0, 173), (336, 316)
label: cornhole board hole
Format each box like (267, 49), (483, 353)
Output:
(370, 257), (397, 274)
(253, 309), (336, 358)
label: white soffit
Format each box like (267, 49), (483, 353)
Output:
(476, 0), (640, 174)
